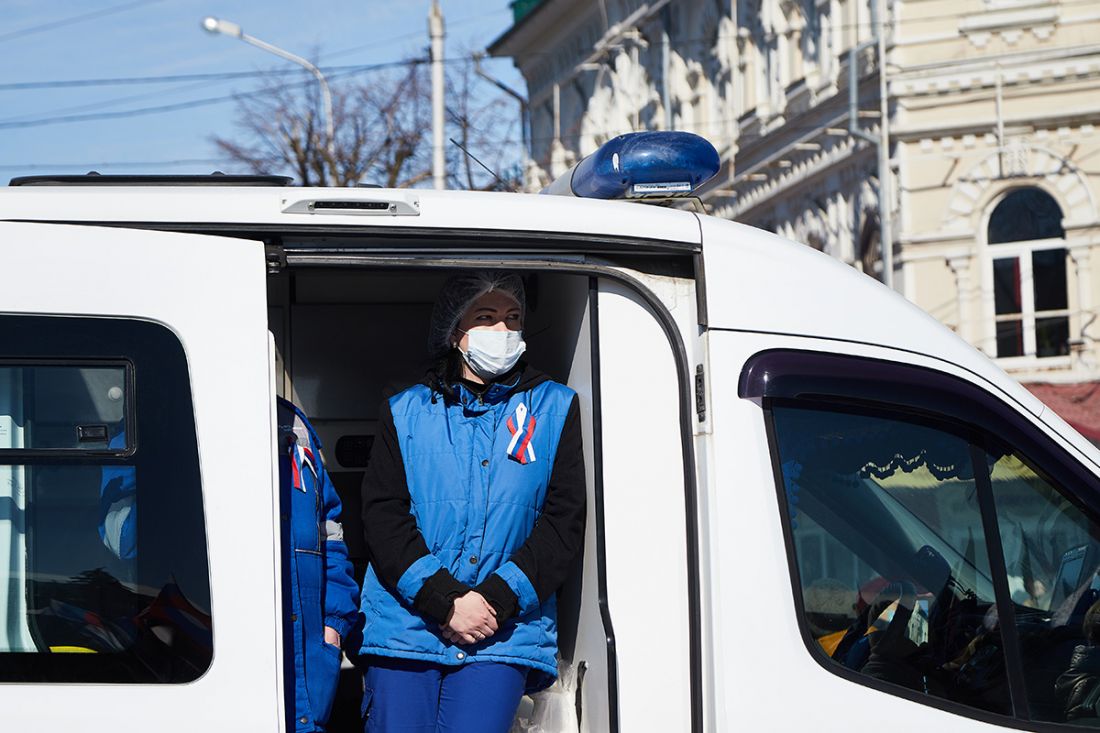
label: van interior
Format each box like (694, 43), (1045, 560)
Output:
(267, 267), (603, 730)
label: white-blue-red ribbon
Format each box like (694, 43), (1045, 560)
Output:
(506, 403), (537, 464)
(290, 441), (318, 491)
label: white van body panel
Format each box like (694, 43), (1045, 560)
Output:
(0, 187), (701, 247)
(0, 222), (278, 732)
(696, 216), (1100, 468)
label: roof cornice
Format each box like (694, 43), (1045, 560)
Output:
(488, 0), (582, 58)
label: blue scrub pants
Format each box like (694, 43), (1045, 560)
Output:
(362, 656), (526, 733)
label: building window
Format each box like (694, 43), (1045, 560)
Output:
(0, 316), (211, 683)
(988, 187), (1069, 359)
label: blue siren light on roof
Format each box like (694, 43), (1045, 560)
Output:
(542, 131), (721, 200)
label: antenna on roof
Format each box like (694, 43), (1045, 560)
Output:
(448, 137), (504, 189)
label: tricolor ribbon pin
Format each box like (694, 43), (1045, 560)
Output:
(506, 402), (537, 464)
(290, 440), (318, 491)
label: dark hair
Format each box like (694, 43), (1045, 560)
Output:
(1083, 599), (1100, 645)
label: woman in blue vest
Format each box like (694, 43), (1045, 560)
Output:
(358, 271), (587, 733)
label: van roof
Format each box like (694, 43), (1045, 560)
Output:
(0, 185), (702, 250)
(9, 174), (293, 187)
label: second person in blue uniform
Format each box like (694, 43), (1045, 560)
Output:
(278, 398), (360, 733)
(358, 271), (587, 732)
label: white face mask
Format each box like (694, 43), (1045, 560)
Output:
(459, 328), (526, 379)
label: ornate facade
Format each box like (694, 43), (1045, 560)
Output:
(490, 0), (1100, 390)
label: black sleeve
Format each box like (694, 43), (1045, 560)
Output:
(475, 394), (587, 622)
(362, 399), (469, 624)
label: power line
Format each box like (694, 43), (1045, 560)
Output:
(325, 9), (507, 61)
(0, 52), (525, 129)
(0, 68), (310, 91)
(0, 59), (427, 92)
(0, 9), (510, 92)
(0, 52), (513, 94)
(0, 61), (425, 130)
(0, 77), (221, 125)
(0, 58), (422, 124)
(3, 63), (1088, 141)
(0, 90), (253, 130)
(0, 0), (166, 45)
(0, 158), (231, 171)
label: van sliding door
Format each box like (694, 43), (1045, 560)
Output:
(0, 222), (276, 732)
(594, 278), (693, 732)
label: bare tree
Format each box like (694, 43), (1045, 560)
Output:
(214, 56), (522, 190)
(444, 56), (522, 191)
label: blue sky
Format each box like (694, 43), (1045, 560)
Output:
(0, 0), (523, 183)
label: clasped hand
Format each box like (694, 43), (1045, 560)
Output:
(440, 591), (497, 645)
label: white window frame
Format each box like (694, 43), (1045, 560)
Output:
(987, 236), (1070, 367)
(979, 183), (1072, 371)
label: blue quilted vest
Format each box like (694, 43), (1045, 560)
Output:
(358, 375), (576, 683)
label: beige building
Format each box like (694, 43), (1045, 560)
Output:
(491, 0), (1100, 432)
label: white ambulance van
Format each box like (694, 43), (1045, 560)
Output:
(0, 132), (1098, 733)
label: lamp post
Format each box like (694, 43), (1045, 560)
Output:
(202, 16), (337, 186)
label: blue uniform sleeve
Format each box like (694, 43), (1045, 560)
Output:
(319, 447), (360, 638)
(99, 429), (137, 561)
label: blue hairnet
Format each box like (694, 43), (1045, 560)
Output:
(428, 271), (525, 357)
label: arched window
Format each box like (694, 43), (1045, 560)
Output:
(988, 188), (1069, 359)
(989, 188), (1066, 244)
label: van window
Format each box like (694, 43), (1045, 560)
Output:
(0, 317), (211, 683)
(0, 364), (129, 451)
(771, 403), (1012, 716)
(988, 452), (1100, 725)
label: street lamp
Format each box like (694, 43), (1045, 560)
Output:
(201, 16), (336, 185)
